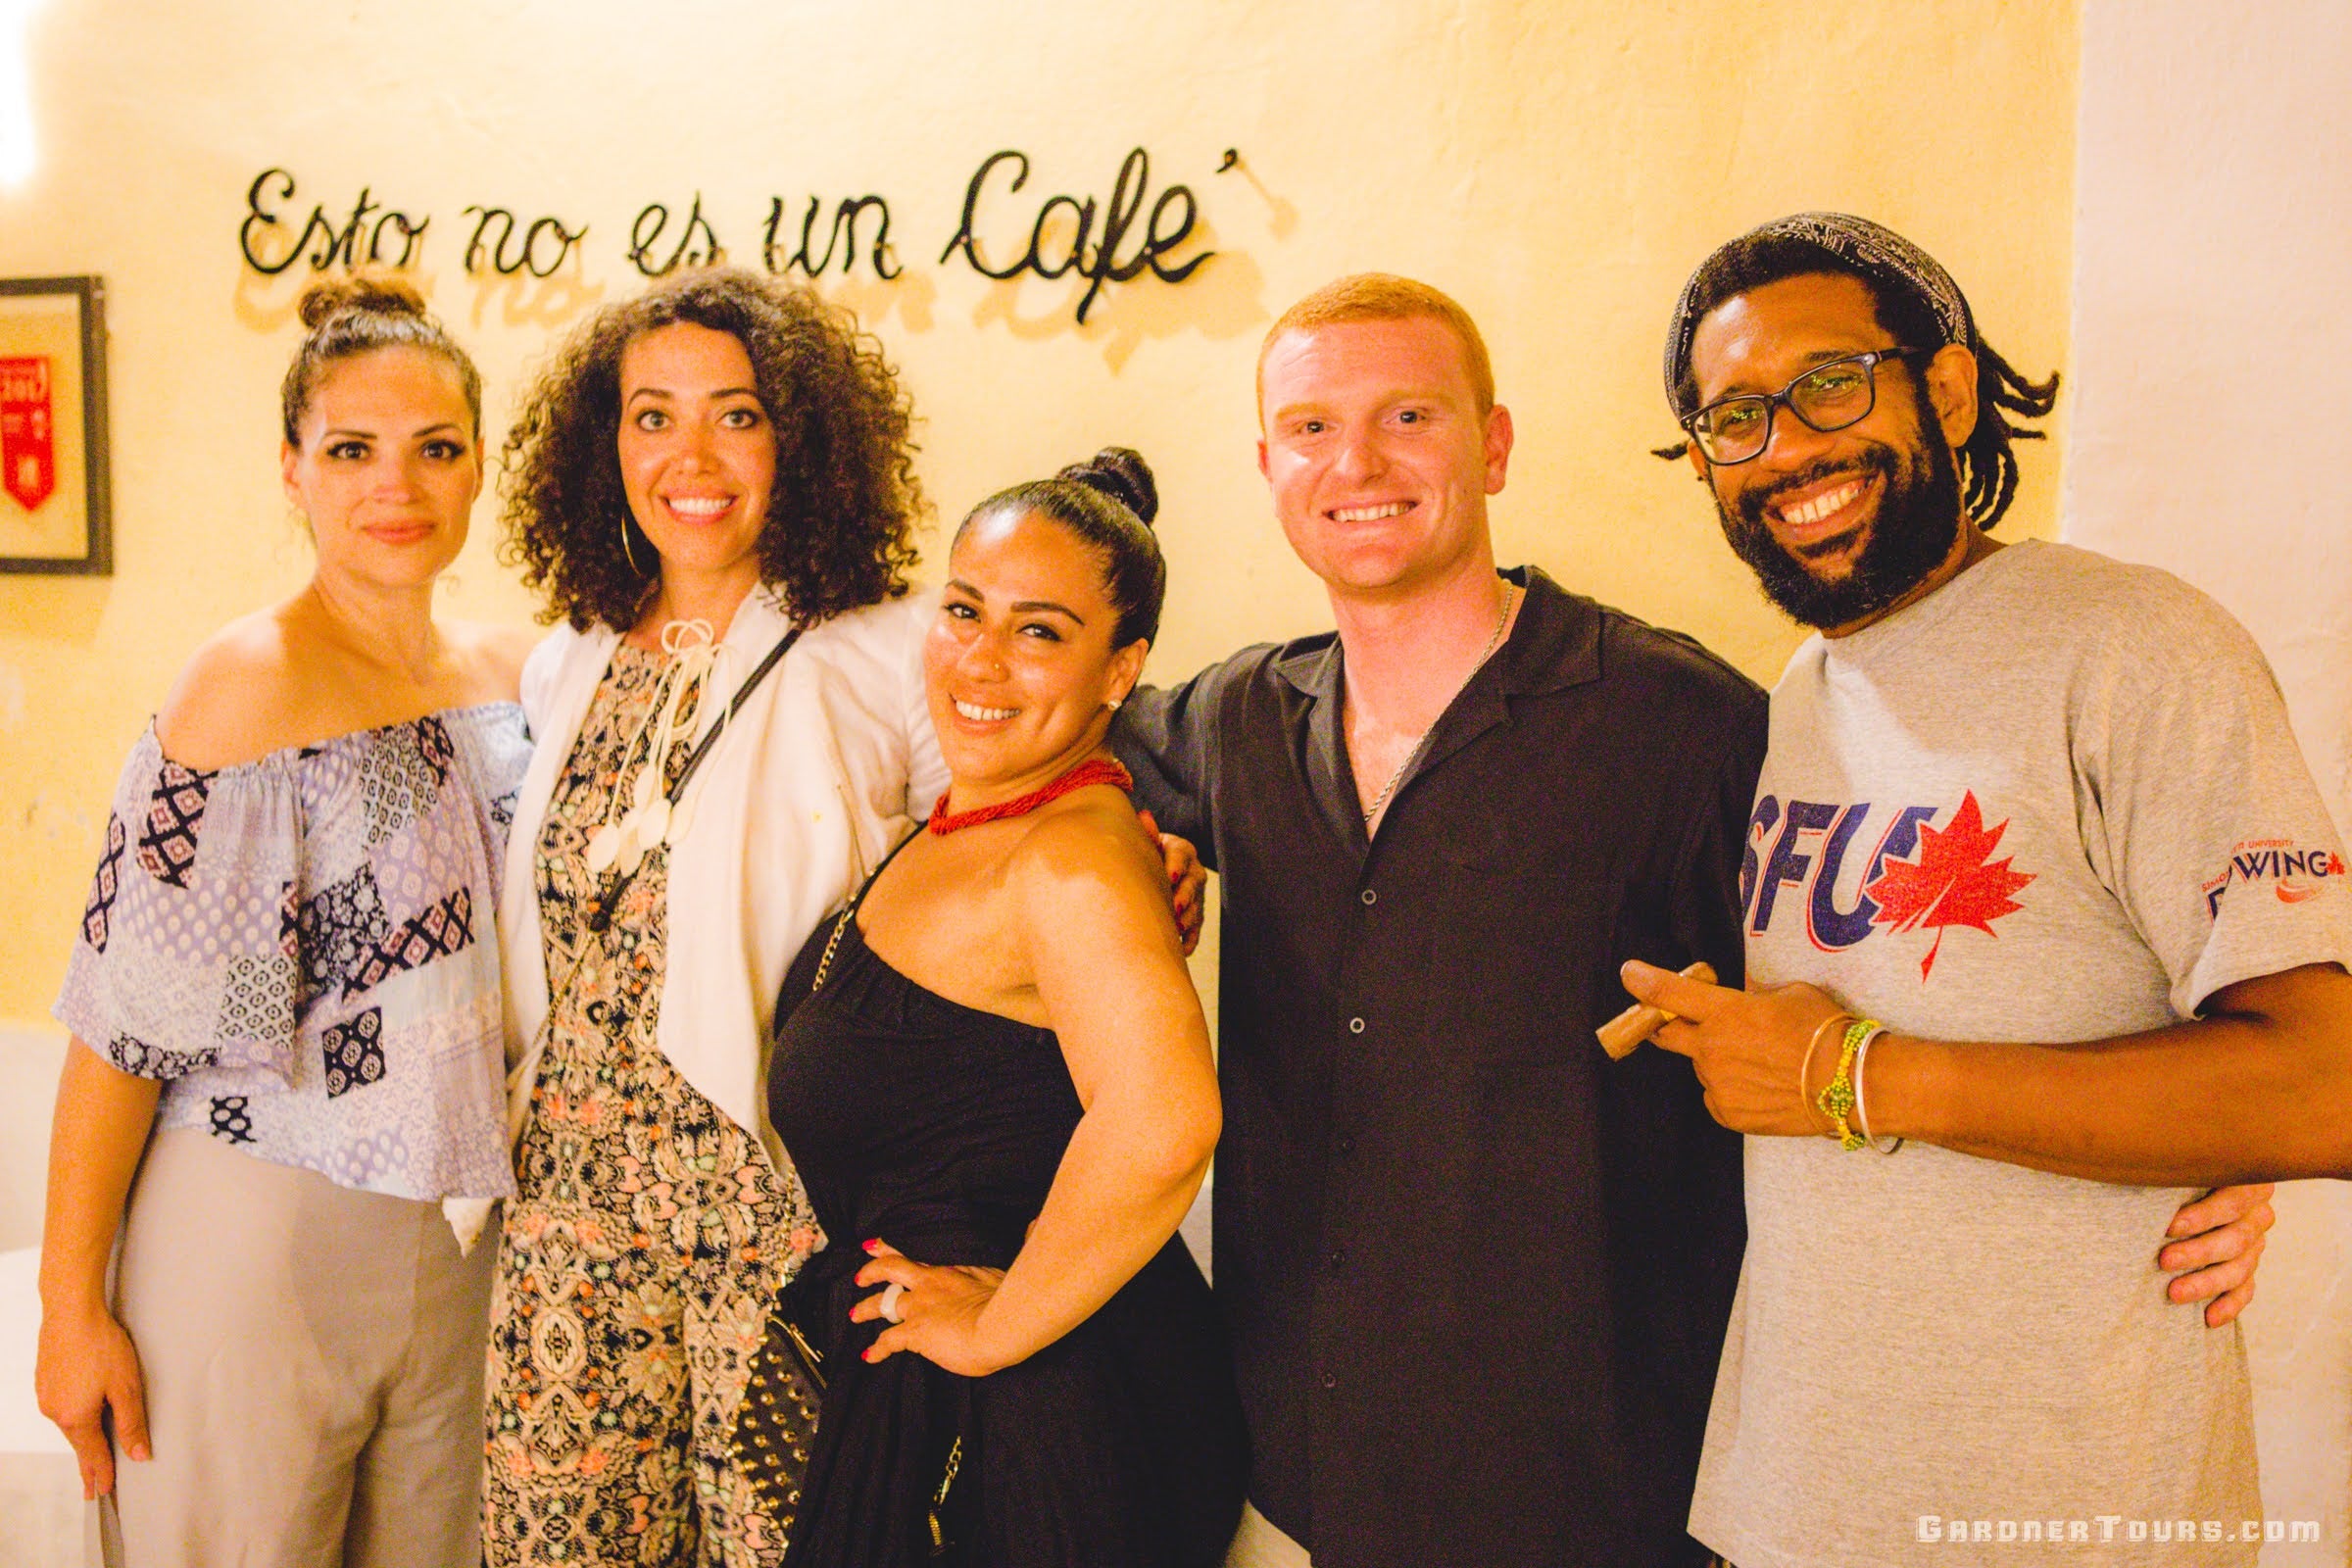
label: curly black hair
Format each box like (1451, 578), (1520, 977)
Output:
(501, 268), (924, 631)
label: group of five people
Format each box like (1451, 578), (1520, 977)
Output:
(34, 210), (2352, 1568)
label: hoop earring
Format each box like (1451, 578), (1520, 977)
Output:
(620, 513), (646, 579)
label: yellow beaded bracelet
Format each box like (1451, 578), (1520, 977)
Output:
(1814, 1016), (1882, 1152)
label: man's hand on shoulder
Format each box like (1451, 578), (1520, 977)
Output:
(1139, 809), (1205, 956)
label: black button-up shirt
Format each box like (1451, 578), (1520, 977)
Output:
(1115, 567), (1762, 1568)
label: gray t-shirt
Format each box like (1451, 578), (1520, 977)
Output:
(1690, 541), (2352, 1568)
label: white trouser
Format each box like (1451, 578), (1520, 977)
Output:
(104, 1128), (493, 1568)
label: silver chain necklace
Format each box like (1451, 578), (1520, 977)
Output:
(1358, 580), (1519, 826)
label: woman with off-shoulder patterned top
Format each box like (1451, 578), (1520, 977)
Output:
(36, 276), (535, 1568)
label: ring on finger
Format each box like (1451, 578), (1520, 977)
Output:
(878, 1281), (906, 1324)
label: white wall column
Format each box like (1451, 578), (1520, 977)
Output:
(2068, 4), (2352, 1559)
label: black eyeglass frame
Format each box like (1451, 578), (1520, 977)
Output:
(1681, 346), (1935, 466)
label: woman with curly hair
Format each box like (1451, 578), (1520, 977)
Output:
(483, 268), (946, 1567)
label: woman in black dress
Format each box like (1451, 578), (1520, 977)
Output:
(766, 449), (1246, 1567)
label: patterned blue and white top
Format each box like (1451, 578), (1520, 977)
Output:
(56, 705), (530, 1203)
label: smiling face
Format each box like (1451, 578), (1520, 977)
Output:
(615, 320), (777, 606)
(926, 507), (1148, 802)
(1256, 314), (1512, 602)
(280, 345), (481, 592)
(1686, 271), (1977, 630)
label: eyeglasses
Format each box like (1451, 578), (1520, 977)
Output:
(1681, 348), (1932, 466)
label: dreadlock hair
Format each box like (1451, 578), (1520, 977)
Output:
(1659, 233), (2058, 529)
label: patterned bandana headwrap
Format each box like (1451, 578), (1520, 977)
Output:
(1662, 213), (1976, 419)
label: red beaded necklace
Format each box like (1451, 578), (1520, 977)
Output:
(927, 757), (1135, 836)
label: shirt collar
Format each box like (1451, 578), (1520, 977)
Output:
(1271, 564), (1601, 705)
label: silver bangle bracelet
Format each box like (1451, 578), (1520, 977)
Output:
(1851, 1024), (1904, 1154)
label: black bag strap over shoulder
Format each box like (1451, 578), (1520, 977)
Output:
(587, 626), (804, 933)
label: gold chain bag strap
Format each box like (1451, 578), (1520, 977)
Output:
(736, 847), (967, 1553)
(730, 904), (853, 1537)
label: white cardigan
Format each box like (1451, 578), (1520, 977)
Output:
(498, 586), (948, 1177)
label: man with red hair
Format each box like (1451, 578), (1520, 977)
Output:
(1117, 270), (2274, 1568)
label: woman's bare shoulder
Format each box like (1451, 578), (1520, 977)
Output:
(152, 610), (313, 769)
(1006, 793), (1167, 924)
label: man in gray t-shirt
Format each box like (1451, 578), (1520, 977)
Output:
(1624, 215), (2352, 1568)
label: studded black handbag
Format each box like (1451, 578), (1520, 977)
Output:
(731, 1304), (826, 1535)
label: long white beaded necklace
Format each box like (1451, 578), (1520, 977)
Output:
(585, 618), (723, 877)
(1358, 580), (1519, 827)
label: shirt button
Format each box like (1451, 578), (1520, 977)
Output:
(1337, 1136), (1356, 1156)
(1321, 1372), (1338, 1390)
(1348, 1017), (1366, 1035)
(1360, 888), (1377, 906)
(1327, 1248), (1346, 1272)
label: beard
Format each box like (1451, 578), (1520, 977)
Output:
(1716, 400), (1965, 630)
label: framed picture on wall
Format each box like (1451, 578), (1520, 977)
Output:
(0, 275), (111, 575)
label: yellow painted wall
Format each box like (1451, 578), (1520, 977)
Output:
(0, 0), (2080, 1022)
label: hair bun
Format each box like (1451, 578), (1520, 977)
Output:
(296, 272), (429, 331)
(1059, 446), (1157, 527)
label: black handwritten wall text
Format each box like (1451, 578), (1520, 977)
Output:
(237, 148), (1237, 321)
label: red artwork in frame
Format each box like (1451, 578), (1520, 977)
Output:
(0, 275), (110, 575)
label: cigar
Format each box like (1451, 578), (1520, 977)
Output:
(1597, 961), (1718, 1059)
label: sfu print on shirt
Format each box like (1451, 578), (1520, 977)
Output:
(1741, 789), (2035, 979)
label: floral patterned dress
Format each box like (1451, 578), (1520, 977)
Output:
(486, 645), (820, 1568)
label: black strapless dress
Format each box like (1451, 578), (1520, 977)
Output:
(766, 872), (1247, 1568)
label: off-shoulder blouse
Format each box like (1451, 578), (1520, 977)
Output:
(56, 705), (529, 1205)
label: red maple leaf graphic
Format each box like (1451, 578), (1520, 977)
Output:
(1863, 791), (2035, 979)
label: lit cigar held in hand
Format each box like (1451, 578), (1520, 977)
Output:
(1597, 961), (1717, 1058)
